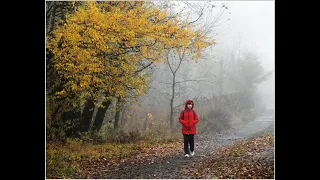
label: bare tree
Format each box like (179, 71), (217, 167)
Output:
(162, 2), (229, 127)
(113, 1), (231, 131)
(166, 49), (185, 127)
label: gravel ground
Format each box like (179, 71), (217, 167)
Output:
(100, 117), (274, 179)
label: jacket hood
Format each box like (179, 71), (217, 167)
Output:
(184, 99), (194, 110)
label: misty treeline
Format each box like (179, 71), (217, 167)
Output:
(46, 1), (271, 143)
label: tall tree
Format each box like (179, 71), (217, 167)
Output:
(47, 1), (215, 134)
(161, 1), (229, 127)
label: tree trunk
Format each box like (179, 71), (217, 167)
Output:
(120, 103), (127, 127)
(114, 97), (122, 131)
(170, 72), (176, 127)
(91, 99), (112, 132)
(79, 99), (95, 132)
(47, 1), (57, 34)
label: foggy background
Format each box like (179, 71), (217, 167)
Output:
(121, 1), (275, 133)
(46, 2), (275, 178)
(46, 0), (275, 140)
(214, 1), (274, 106)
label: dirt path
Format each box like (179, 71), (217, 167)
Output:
(102, 114), (274, 179)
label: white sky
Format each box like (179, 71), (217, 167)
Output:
(212, 1), (275, 104)
(214, 1), (275, 72)
(170, 0), (275, 104)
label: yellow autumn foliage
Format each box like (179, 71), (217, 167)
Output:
(47, 1), (213, 109)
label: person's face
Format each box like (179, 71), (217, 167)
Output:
(187, 103), (192, 109)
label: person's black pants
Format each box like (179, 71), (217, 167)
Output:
(183, 134), (195, 154)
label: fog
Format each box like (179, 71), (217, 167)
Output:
(46, 1), (275, 136)
(145, 1), (274, 103)
(213, 1), (275, 106)
(135, 1), (275, 130)
(46, 2), (275, 178)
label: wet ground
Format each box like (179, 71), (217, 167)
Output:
(102, 113), (274, 179)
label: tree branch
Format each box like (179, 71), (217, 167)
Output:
(149, 87), (172, 97)
(175, 79), (217, 85)
(174, 49), (186, 74)
(154, 80), (172, 85)
(173, 102), (185, 110)
(166, 50), (174, 73)
(134, 62), (154, 74)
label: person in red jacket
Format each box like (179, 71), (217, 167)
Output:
(179, 99), (199, 158)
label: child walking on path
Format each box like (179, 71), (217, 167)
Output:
(179, 99), (199, 157)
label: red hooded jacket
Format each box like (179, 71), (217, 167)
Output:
(179, 100), (199, 134)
